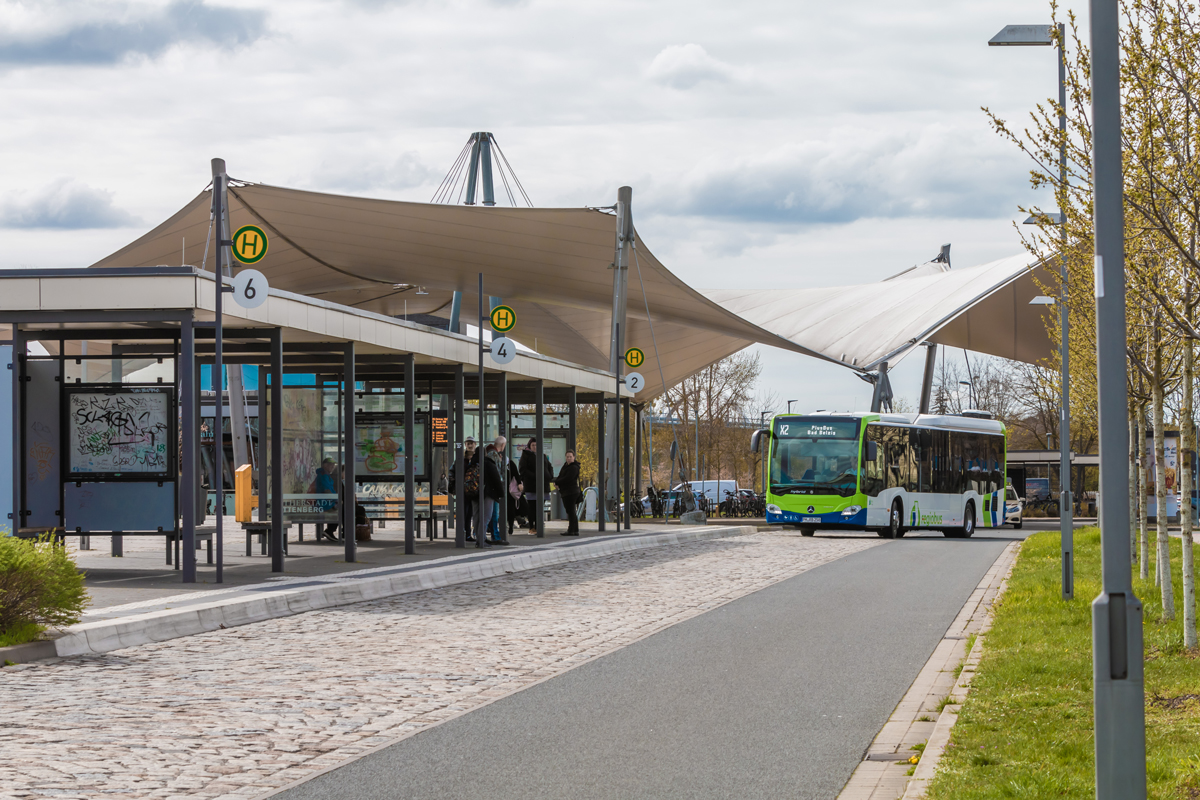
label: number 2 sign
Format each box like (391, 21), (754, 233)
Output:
(231, 269), (269, 309)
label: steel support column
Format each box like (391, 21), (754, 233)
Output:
(343, 342), (356, 563)
(535, 379), (545, 538)
(181, 315), (197, 581)
(405, 354), (416, 555)
(270, 327), (284, 572)
(454, 364), (466, 548)
(624, 398), (631, 530)
(598, 395), (606, 531)
(919, 344), (937, 414)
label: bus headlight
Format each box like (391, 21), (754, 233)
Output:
(766, 504), (781, 515)
(841, 505), (862, 516)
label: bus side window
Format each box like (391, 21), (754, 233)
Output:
(863, 425), (884, 497)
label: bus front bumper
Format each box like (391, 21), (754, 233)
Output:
(766, 508), (867, 527)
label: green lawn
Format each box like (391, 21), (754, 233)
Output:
(927, 527), (1200, 800)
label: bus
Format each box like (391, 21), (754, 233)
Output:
(752, 412), (1007, 538)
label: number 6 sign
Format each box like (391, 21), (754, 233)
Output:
(231, 269), (269, 309)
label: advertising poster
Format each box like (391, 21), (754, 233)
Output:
(282, 388), (336, 522)
(354, 416), (426, 480)
(1145, 432), (1180, 518)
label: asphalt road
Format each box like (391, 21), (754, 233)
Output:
(279, 525), (1034, 800)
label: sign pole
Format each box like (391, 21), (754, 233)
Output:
(477, 273), (486, 549)
(210, 158), (227, 584)
(1088, 1), (1147, 796)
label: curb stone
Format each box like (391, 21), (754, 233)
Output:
(47, 525), (755, 659)
(837, 539), (1022, 800)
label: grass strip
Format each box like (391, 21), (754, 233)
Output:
(927, 527), (1200, 799)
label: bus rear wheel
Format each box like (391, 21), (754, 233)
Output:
(947, 502), (976, 538)
(879, 500), (903, 539)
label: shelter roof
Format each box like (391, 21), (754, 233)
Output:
(703, 253), (1056, 371)
(88, 182), (828, 397)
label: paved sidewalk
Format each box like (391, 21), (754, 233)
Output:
(0, 531), (876, 800)
(72, 516), (723, 610)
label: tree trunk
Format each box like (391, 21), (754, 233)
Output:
(1153, 337), (1176, 617)
(1139, 402), (1150, 580)
(1183, 337), (1196, 648)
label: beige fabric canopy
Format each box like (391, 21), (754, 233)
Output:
(704, 253), (1057, 372)
(89, 183), (828, 397)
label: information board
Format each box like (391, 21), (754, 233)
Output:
(430, 411), (449, 446)
(66, 388), (173, 478)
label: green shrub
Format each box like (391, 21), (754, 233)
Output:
(0, 534), (89, 645)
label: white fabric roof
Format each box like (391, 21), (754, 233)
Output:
(703, 254), (1056, 371)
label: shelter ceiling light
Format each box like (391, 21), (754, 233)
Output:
(1029, 296), (1057, 305)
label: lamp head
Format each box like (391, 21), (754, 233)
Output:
(989, 24), (1054, 45)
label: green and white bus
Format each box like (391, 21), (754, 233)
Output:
(753, 412), (1007, 538)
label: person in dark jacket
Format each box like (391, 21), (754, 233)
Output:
(555, 450), (583, 535)
(448, 437), (477, 541)
(518, 438), (555, 531)
(473, 443), (510, 546)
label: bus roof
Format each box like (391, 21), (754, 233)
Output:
(771, 411), (1005, 435)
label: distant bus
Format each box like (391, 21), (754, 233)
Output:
(753, 412), (1007, 538)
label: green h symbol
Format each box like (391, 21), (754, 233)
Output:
(240, 232), (260, 256)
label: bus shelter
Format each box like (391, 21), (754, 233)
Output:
(0, 266), (617, 583)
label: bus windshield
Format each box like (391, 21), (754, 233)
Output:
(770, 417), (860, 497)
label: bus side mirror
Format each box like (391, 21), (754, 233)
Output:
(866, 441), (878, 462)
(751, 428), (769, 453)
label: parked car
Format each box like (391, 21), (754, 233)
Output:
(1005, 485), (1024, 529)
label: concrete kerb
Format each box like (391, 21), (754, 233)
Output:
(837, 539), (1022, 800)
(52, 525), (756, 658)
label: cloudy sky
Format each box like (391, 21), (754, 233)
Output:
(0, 0), (1071, 411)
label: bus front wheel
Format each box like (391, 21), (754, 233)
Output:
(879, 500), (903, 539)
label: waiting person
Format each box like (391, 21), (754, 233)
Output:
(489, 436), (523, 539)
(448, 436), (478, 541)
(311, 457), (340, 542)
(555, 450), (582, 536)
(473, 443), (510, 546)
(519, 438), (555, 531)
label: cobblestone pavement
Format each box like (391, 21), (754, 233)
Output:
(0, 532), (879, 800)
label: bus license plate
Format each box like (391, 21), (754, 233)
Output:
(802, 516), (821, 523)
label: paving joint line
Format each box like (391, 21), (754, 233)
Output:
(837, 539), (1022, 800)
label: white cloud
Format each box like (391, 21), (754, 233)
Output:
(645, 43), (739, 89)
(0, 179), (140, 229)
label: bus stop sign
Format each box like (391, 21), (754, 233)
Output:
(490, 305), (516, 332)
(625, 347), (645, 368)
(232, 225), (269, 264)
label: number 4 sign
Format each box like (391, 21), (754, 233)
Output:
(490, 336), (516, 365)
(231, 269), (269, 309)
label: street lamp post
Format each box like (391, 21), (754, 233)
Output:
(786, 399), (797, 415)
(992, 22), (1075, 601)
(1088, 2), (1148, 796)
